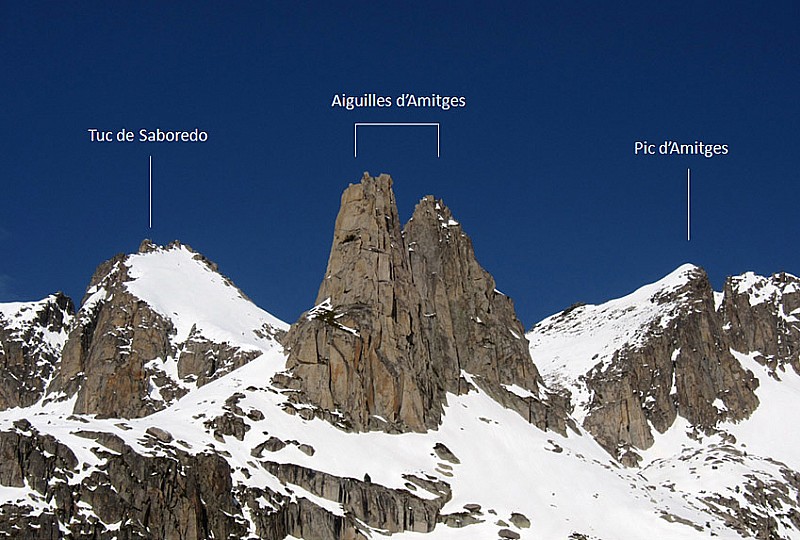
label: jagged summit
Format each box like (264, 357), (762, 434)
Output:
(721, 270), (800, 375)
(278, 173), (443, 432)
(138, 238), (159, 253)
(279, 173), (567, 434)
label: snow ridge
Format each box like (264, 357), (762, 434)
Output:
(125, 244), (288, 346)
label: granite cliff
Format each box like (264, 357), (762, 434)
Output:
(278, 173), (567, 434)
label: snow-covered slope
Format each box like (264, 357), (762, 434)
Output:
(124, 244), (287, 348)
(0, 295), (73, 362)
(722, 349), (800, 471)
(0, 295), (72, 340)
(45, 241), (289, 418)
(527, 263), (700, 422)
(527, 264), (800, 538)
(730, 271), (800, 311)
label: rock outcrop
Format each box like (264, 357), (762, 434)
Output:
(405, 195), (570, 434)
(279, 174), (433, 432)
(263, 461), (450, 534)
(0, 421), (250, 539)
(0, 294), (73, 410)
(404, 196), (539, 393)
(279, 173), (566, 433)
(47, 250), (178, 418)
(720, 271), (800, 375)
(3, 175), (800, 539)
(47, 240), (285, 419)
(0, 417), (453, 540)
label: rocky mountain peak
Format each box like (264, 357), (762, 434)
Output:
(138, 238), (158, 253)
(531, 264), (761, 465)
(279, 173), (433, 432)
(47, 241), (285, 418)
(138, 238), (188, 254)
(3, 189), (800, 539)
(279, 173), (569, 434)
(403, 194), (557, 424)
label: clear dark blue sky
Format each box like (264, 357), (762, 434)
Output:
(2, 2), (798, 327)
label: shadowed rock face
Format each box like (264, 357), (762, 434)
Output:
(46, 250), (176, 418)
(0, 419), (450, 540)
(279, 173), (566, 433)
(0, 293), (73, 410)
(720, 271), (800, 375)
(404, 196), (570, 434)
(404, 195), (541, 395)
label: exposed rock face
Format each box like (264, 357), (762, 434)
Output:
(178, 328), (262, 387)
(405, 195), (570, 434)
(721, 271), (800, 375)
(280, 173), (565, 433)
(0, 417), (453, 540)
(263, 461), (450, 534)
(0, 421), (250, 539)
(0, 419), (77, 492)
(0, 294), (73, 410)
(48, 252), (177, 418)
(404, 197), (538, 392)
(280, 174), (433, 432)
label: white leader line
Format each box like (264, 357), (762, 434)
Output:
(354, 123), (440, 158)
(687, 168), (691, 242)
(149, 155), (153, 229)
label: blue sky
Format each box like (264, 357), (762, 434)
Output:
(2, 2), (798, 327)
